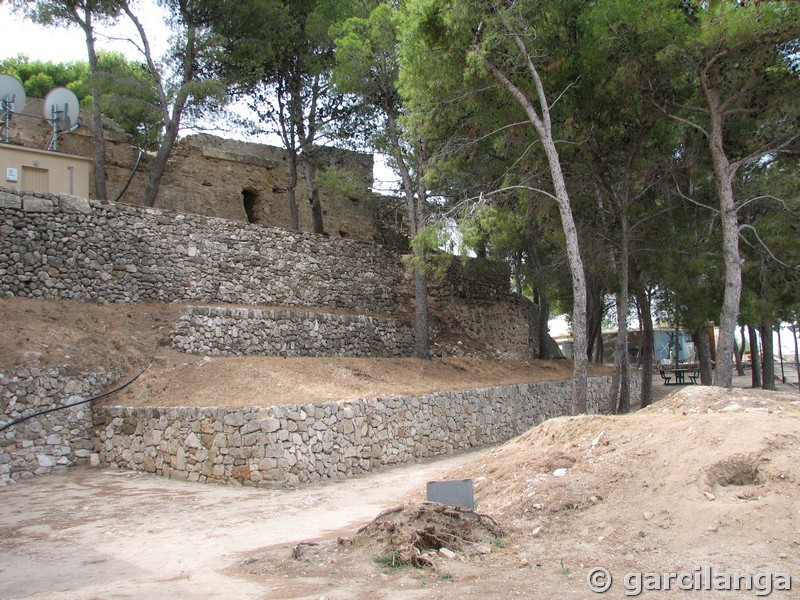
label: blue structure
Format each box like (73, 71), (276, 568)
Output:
(654, 330), (693, 364)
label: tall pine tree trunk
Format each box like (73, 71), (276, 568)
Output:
(303, 159), (324, 234)
(631, 262), (653, 408)
(703, 78), (742, 388)
(524, 230), (552, 360)
(287, 150), (300, 230)
(484, 51), (588, 413)
(695, 326), (714, 385)
(748, 324), (762, 388)
(142, 113), (180, 207)
(734, 337), (745, 376)
(760, 321), (776, 390)
(386, 114), (429, 359)
(80, 9), (108, 202)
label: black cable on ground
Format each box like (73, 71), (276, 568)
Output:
(0, 359), (153, 433)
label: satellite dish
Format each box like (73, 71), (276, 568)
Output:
(44, 87), (80, 151)
(0, 74), (26, 144)
(0, 74), (26, 113)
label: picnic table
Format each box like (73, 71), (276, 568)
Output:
(660, 367), (699, 385)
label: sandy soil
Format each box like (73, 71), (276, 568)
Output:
(0, 450), (486, 600)
(0, 297), (609, 407)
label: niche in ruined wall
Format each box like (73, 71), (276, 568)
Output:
(242, 188), (264, 225)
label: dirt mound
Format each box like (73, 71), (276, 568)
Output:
(441, 386), (800, 575)
(340, 502), (504, 567)
(643, 384), (800, 415)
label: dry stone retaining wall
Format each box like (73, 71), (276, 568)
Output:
(171, 305), (415, 357)
(93, 375), (631, 488)
(0, 188), (544, 358)
(0, 366), (117, 486)
(0, 189), (403, 314)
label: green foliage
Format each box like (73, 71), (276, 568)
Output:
(407, 223), (453, 277)
(314, 166), (364, 199)
(331, 1), (401, 137)
(0, 55), (88, 96)
(374, 552), (411, 570)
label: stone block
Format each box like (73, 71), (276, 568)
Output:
(224, 412), (244, 427)
(262, 418), (281, 433)
(231, 465), (250, 480)
(22, 196), (55, 213)
(185, 432), (204, 449)
(0, 190), (21, 209)
(59, 195), (92, 214)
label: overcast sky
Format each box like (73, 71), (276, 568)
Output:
(0, 3), (172, 64)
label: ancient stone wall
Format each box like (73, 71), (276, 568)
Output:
(93, 375), (630, 487)
(5, 99), (390, 244)
(0, 366), (117, 486)
(171, 305), (415, 358)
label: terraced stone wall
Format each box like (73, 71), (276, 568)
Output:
(171, 305), (416, 357)
(0, 189), (404, 314)
(93, 375), (635, 488)
(0, 188), (544, 358)
(0, 366), (117, 486)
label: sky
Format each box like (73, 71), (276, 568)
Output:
(0, 4), (169, 64)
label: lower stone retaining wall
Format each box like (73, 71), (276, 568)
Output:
(171, 305), (415, 357)
(1, 367), (117, 486)
(93, 375), (629, 488)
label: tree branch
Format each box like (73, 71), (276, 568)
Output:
(673, 182), (719, 214)
(650, 96), (709, 138)
(735, 194), (790, 213)
(739, 224), (799, 270)
(729, 131), (800, 173)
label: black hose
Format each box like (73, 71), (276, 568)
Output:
(113, 147), (144, 203)
(0, 359), (153, 433)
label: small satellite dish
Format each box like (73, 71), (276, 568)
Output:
(0, 74), (26, 144)
(44, 87), (80, 151)
(0, 74), (26, 113)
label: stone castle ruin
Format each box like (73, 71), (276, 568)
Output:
(4, 97), (404, 246)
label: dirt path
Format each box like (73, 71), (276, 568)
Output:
(0, 449), (486, 600)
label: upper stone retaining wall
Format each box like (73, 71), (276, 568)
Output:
(0, 188), (543, 358)
(0, 189), (404, 315)
(0, 366), (117, 486)
(93, 375), (632, 488)
(172, 305), (415, 357)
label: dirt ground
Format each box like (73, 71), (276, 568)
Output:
(3, 297), (800, 598)
(0, 297), (608, 407)
(2, 386), (798, 599)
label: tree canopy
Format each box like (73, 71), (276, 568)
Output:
(5, 0), (798, 397)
